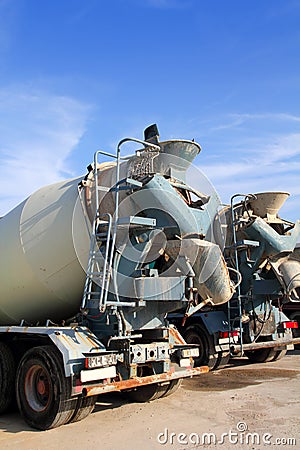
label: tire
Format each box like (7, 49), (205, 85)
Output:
(0, 342), (15, 414)
(213, 352), (230, 370)
(123, 364), (183, 403)
(68, 396), (96, 423)
(184, 325), (217, 369)
(270, 349), (287, 362)
(16, 345), (76, 430)
(245, 347), (278, 363)
(123, 382), (168, 403)
(161, 379), (182, 398)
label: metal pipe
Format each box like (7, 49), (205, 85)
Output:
(81, 365), (209, 397)
(231, 336), (300, 353)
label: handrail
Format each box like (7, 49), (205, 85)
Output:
(228, 193), (256, 355)
(93, 137), (160, 313)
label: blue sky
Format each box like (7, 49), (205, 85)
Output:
(0, 0), (299, 221)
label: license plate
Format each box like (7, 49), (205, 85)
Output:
(86, 353), (117, 369)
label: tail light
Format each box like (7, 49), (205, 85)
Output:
(219, 330), (239, 338)
(282, 321), (298, 329)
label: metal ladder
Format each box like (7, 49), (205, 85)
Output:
(227, 193), (258, 354)
(227, 194), (250, 354)
(81, 213), (113, 313)
(81, 137), (160, 315)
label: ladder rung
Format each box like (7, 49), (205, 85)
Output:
(84, 292), (101, 296)
(97, 186), (110, 192)
(117, 216), (156, 226)
(86, 271), (105, 276)
(89, 277), (110, 283)
(82, 151), (122, 312)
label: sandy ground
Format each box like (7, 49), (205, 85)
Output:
(0, 350), (299, 450)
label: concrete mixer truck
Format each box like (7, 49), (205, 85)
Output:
(168, 187), (300, 368)
(1, 123), (299, 430)
(0, 124), (235, 430)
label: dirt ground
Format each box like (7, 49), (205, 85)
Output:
(1, 350), (299, 450)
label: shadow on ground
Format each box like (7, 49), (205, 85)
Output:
(183, 348), (300, 392)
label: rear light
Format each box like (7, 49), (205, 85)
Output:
(282, 321), (298, 329)
(219, 330), (239, 339)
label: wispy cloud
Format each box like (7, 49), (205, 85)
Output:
(209, 112), (300, 132)
(266, 0), (300, 20)
(189, 113), (300, 222)
(0, 0), (19, 54)
(0, 86), (91, 215)
(141, 0), (192, 9)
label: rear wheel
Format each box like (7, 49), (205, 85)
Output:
(269, 349), (287, 362)
(213, 352), (230, 370)
(245, 347), (278, 363)
(68, 396), (96, 423)
(124, 378), (183, 402)
(161, 379), (182, 398)
(184, 325), (217, 369)
(123, 382), (168, 403)
(16, 345), (76, 430)
(0, 342), (15, 414)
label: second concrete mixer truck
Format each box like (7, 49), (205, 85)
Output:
(168, 192), (300, 368)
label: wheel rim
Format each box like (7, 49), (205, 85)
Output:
(24, 365), (52, 412)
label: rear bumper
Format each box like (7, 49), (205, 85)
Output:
(77, 365), (209, 397)
(231, 336), (300, 354)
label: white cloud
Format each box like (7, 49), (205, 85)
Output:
(0, 0), (18, 54)
(189, 114), (300, 223)
(208, 112), (300, 133)
(232, 112), (300, 124)
(0, 86), (91, 215)
(142, 0), (192, 9)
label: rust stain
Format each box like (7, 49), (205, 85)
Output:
(82, 365), (209, 397)
(233, 336), (300, 353)
(169, 326), (187, 345)
(78, 332), (99, 350)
